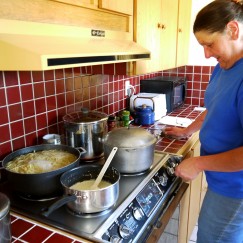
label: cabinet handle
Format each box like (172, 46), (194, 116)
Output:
(157, 23), (166, 29)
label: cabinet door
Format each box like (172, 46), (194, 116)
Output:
(135, 0), (162, 74)
(134, 0), (193, 74)
(176, 0), (192, 67)
(98, 0), (133, 15)
(160, 0), (178, 70)
(178, 140), (203, 243)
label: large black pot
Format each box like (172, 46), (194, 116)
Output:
(2, 144), (82, 199)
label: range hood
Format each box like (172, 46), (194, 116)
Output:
(0, 19), (150, 71)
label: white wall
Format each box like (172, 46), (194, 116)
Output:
(188, 0), (217, 66)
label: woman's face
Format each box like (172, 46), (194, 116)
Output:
(195, 29), (241, 69)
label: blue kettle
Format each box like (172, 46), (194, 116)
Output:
(134, 104), (155, 126)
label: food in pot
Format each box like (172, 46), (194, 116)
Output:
(70, 179), (112, 190)
(6, 150), (78, 174)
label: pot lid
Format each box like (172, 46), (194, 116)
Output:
(0, 193), (10, 219)
(104, 127), (156, 148)
(63, 108), (108, 124)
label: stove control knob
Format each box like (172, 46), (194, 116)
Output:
(119, 224), (133, 239)
(167, 166), (175, 176)
(133, 207), (144, 221)
(159, 175), (168, 186)
(110, 235), (122, 243)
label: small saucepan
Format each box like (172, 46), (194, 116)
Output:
(42, 164), (120, 216)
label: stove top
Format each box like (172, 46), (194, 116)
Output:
(0, 152), (182, 243)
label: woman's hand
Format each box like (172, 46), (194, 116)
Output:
(163, 126), (189, 139)
(163, 110), (207, 140)
(175, 157), (202, 181)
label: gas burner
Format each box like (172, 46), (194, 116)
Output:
(120, 168), (151, 177)
(18, 193), (59, 202)
(66, 206), (113, 218)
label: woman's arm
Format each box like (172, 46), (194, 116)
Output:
(175, 146), (243, 181)
(164, 110), (207, 138)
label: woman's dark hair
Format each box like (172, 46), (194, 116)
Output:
(193, 0), (243, 34)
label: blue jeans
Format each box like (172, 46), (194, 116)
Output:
(197, 189), (243, 243)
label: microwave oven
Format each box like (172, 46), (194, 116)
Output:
(140, 76), (187, 112)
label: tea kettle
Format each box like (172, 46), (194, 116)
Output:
(134, 104), (155, 125)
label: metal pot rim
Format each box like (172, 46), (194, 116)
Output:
(61, 164), (120, 190)
(63, 110), (108, 124)
(2, 144), (81, 175)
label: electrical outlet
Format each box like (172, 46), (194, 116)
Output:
(125, 80), (130, 96)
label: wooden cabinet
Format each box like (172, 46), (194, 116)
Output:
(98, 0), (133, 15)
(160, 0), (178, 70)
(176, 0), (192, 67)
(134, 0), (162, 74)
(178, 140), (207, 243)
(52, 0), (133, 15)
(0, 0), (132, 33)
(134, 0), (192, 74)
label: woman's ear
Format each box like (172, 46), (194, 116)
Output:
(226, 21), (239, 40)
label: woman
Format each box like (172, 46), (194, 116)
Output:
(165, 0), (243, 242)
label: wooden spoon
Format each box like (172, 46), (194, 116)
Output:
(90, 147), (118, 190)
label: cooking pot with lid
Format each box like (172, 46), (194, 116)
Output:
(103, 127), (157, 174)
(63, 108), (108, 161)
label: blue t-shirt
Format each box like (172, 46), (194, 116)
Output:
(200, 58), (243, 199)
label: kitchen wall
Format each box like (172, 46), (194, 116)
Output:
(0, 63), (214, 160)
(188, 0), (216, 66)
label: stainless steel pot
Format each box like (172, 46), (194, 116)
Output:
(0, 193), (11, 243)
(103, 127), (157, 174)
(43, 164), (120, 216)
(63, 108), (108, 161)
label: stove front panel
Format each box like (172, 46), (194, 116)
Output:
(94, 153), (183, 242)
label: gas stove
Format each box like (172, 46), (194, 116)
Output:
(0, 152), (183, 243)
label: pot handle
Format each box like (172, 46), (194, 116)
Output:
(42, 194), (76, 217)
(76, 147), (87, 155)
(0, 161), (7, 183)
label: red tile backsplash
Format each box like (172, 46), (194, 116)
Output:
(4, 71), (19, 86)
(0, 63), (214, 160)
(6, 86), (21, 104)
(9, 104), (22, 121)
(19, 71), (32, 84)
(0, 71), (4, 87)
(21, 84), (34, 101)
(0, 88), (6, 106)
(0, 107), (9, 124)
(0, 124), (10, 143)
